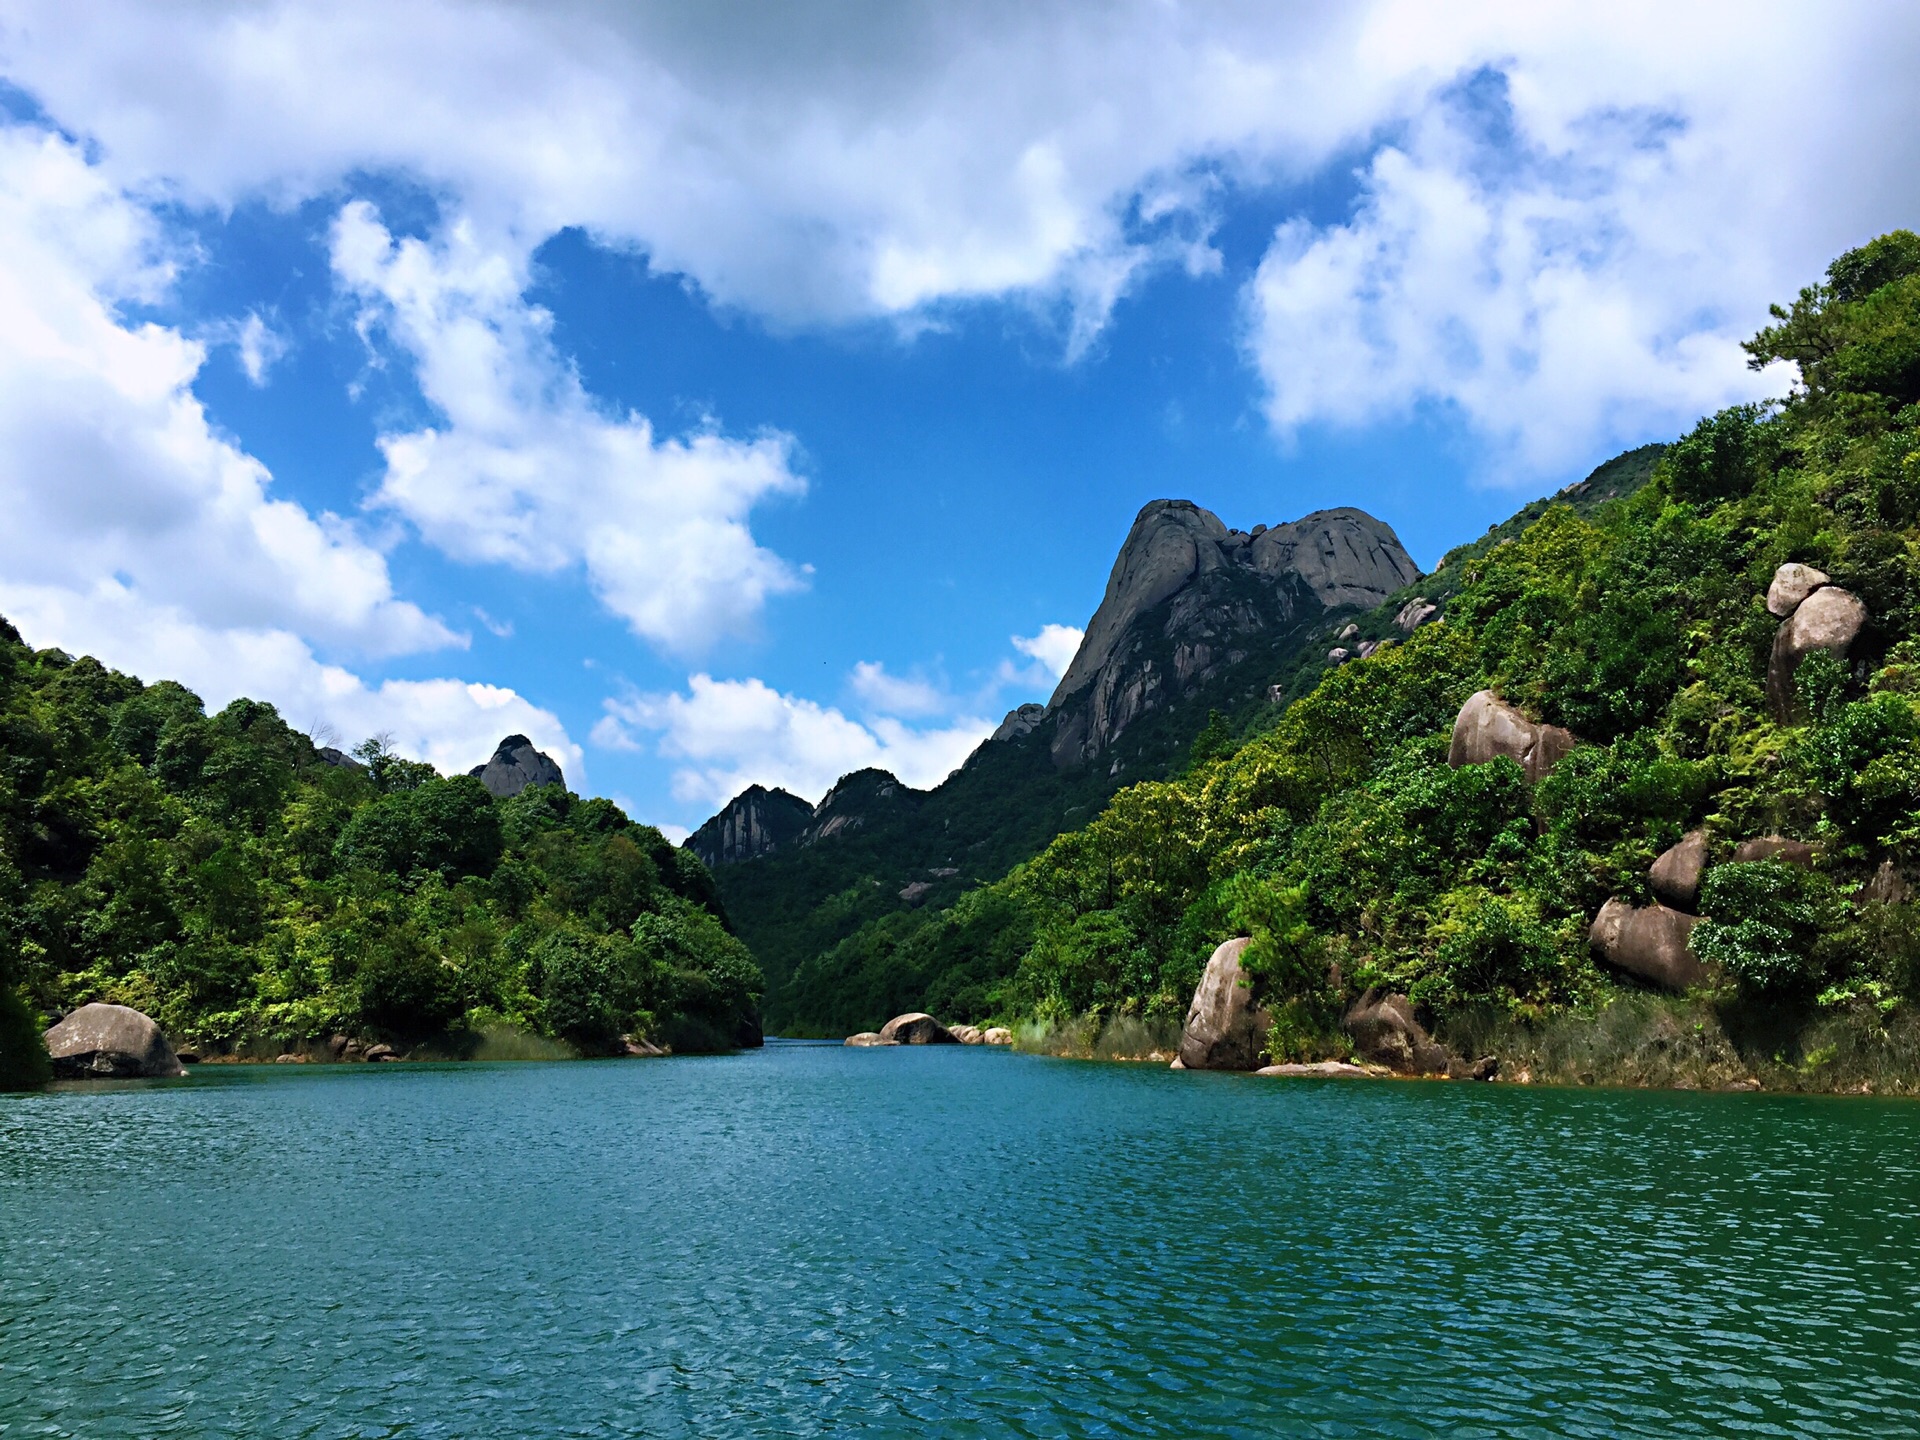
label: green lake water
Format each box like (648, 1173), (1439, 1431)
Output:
(3, 1043), (1918, 1437)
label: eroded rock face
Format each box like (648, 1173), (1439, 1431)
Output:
(686, 784), (814, 867)
(1861, 860), (1913, 906)
(1044, 501), (1421, 768)
(1768, 586), (1868, 720)
(43, 1003), (185, 1079)
(1394, 598), (1438, 633)
(1177, 937), (1270, 1071)
(1766, 563), (1831, 617)
(469, 734), (564, 799)
(1447, 691), (1578, 783)
(1344, 990), (1451, 1076)
(1589, 899), (1706, 990)
(878, 1012), (957, 1045)
(1732, 836), (1816, 868)
(991, 703), (1047, 743)
(1649, 830), (1709, 911)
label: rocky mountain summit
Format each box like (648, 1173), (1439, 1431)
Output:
(687, 784), (815, 867)
(470, 734), (565, 799)
(1038, 501), (1420, 768)
(688, 498), (1421, 873)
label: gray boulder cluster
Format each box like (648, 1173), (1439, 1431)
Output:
(844, 1013), (1013, 1046)
(1763, 563), (1869, 720)
(1170, 938), (1497, 1079)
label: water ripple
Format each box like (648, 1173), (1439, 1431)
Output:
(3, 1050), (1918, 1436)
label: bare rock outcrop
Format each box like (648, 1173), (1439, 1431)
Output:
(1394, 598), (1439, 633)
(469, 734), (564, 800)
(1448, 691), (1578, 783)
(1176, 937), (1271, 1071)
(1732, 835), (1816, 868)
(982, 1027), (1013, 1046)
(1343, 990), (1451, 1076)
(1768, 586), (1868, 720)
(1861, 860), (1913, 906)
(844, 1032), (897, 1047)
(1766, 563), (1831, 617)
(687, 784), (814, 867)
(1589, 900), (1706, 990)
(1649, 830), (1709, 911)
(43, 1003), (186, 1079)
(1045, 501), (1420, 768)
(878, 1012), (957, 1045)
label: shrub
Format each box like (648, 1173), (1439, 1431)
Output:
(1694, 860), (1844, 995)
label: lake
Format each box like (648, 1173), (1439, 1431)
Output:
(3, 1043), (1918, 1437)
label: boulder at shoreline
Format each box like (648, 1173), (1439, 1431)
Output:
(1589, 899), (1706, 990)
(845, 1032), (897, 1046)
(43, 1004), (186, 1079)
(1177, 937), (1270, 1070)
(879, 1013), (957, 1044)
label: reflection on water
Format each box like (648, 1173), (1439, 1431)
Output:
(4, 1048), (1918, 1437)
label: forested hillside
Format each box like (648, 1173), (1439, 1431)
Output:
(777, 232), (1920, 1076)
(0, 635), (761, 1087)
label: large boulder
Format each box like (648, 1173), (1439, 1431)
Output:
(1732, 835), (1816, 868)
(1649, 830), (1709, 911)
(1589, 900), (1706, 990)
(1768, 586), (1868, 720)
(844, 1032), (897, 1047)
(43, 1004), (185, 1079)
(1766, 563), (1830, 618)
(1343, 990), (1451, 1076)
(1177, 938), (1271, 1071)
(878, 1012), (957, 1045)
(468, 734), (565, 799)
(1448, 690), (1577, 783)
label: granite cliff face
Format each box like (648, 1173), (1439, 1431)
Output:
(686, 784), (815, 868)
(686, 498), (1420, 865)
(1041, 502), (1420, 768)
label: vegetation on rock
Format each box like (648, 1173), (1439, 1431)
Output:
(769, 233), (1920, 1085)
(0, 638), (760, 1082)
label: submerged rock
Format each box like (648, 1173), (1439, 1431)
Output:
(1344, 990), (1451, 1076)
(1255, 1060), (1376, 1079)
(1448, 690), (1577, 783)
(878, 1013), (957, 1045)
(1649, 830), (1709, 911)
(1177, 937), (1270, 1071)
(42, 1004), (185, 1079)
(1589, 899), (1706, 990)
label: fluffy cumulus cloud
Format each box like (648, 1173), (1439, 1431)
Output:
(5, 1), (1917, 472)
(595, 674), (994, 810)
(0, 123), (577, 776)
(331, 202), (808, 651)
(1012, 624), (1083, 680)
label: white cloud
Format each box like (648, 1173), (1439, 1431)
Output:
(847, 660), (948, 719)
(596, 673), (994, 811)
(6, 2), (1917, 475)
(0, 124), (454, 659)
(0, 123), (583, 782)
(4, 581), (579, 781)
(331, 201), (808, 652)
(1012, 624), (1083, 680)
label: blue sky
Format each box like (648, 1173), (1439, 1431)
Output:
(1, 3), (1917, 836)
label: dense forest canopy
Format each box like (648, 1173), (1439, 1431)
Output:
(771, 232), (1920, 1062)
(0, 642), (761, 1086)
